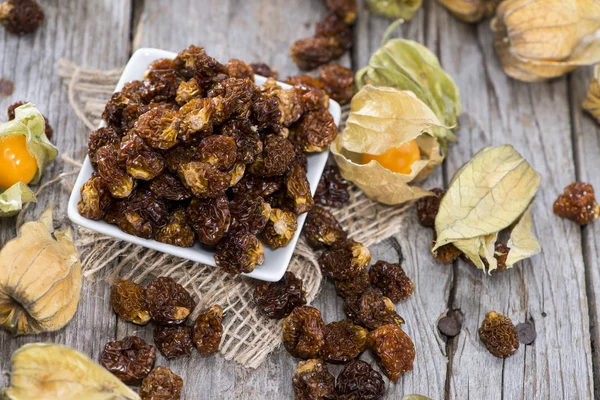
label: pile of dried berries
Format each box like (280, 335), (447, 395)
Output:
(290, 0), (356, 70)
(287, 64), (355, 104)
(102, 276), (224, 399)
(79, 45), (339, 275)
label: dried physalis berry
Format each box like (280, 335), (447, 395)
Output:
(226, 58), (254, 79)
(148, 173), (191, 201)
(251, 63), (279, 80)
(319, 239), (370, 280)
(155, 208), (196, 248)
(479, 311), (519, 358)
(292, 359), (336, 400)
(145, 277), (196, 326)
(315, 165), (349, 208)
(315, 14), (353, 53)
(119, 131), (165, 180)
(96, 144), (134, 199)
(290, 37), (341, 71)
(345, 288), (404, 330)
(336, 359), (385, 400)
(322, 320), (367, 363)
(291, 109), (338, 152)
(553, 182), (600, 225)
(303, 206), (347, 249)
(140, 366), (183, 400)
(261, 208), (298, 248)
(282, 305), (325, 359)
(320, 64), (354, 103)
(214, 230), (264, 274)
(416, 188), (445, 228)
(254, 271), (307, 319)
(369, 260), (414, 303)
(368, 324), (415, 382)
(134, 105), (179, 150)
(249, 135), (295, 177)
(335, 268), (370, 298)
(323, 0), (358, 24)
(178, 161), (231, 198)
(100, 336), (156, 385)
(186, 196), (231, 245)
(229, 195), (272, 234)
(88, 127), (119, 165)
(431, 232), (462, 264)
(284, 163), (314, 214)
(0, 0), (44, 34)
(153, 325), (194, 360)
(193, 305), (223, 355)
(111, 279), (150, 325)
(78, 173), (111, 220)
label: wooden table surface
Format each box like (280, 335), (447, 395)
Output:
(1, 1), (599, 399)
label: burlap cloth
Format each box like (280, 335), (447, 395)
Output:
(56, 59), (413, 369)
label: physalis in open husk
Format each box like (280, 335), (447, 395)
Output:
(2, 343), (140, 400)
(437, 0), (502, 23)
(331, 85), (445, 205)
(491, 0), (600, 82)
(366, 0), (423, 21)
(356, 39), (461, 150)
(0, 102), (57, 217)
(432, 145), (541, 273)
(0, 208), (82, 335)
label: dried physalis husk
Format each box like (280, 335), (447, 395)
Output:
(491, 0), (600, 82)
(2, 343), (140, 400)
(356, 39), (461, 149)
(403, 396), (432, 400)
(0, 103), (58, 217)
(0, 208), (82, 335)
(437, 0), (502, 23)
(331, 85), (445, 205)
(433, 145), (541, 273)
(583, 65), (600, 122)
(366, 0), (423, 21)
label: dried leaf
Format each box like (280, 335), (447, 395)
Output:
(2, 343), (140, 400)
(0, 103), (58, 184)
(356, 39), (461, 148)
(0, 208), (82, 335)
(506, 203), (541, 267)
(491, 0), (600, 82)
(0, 182), (36, 217)
(583, 65), (600, 122)
(367, 0), (423, 20)
(433, 145), (541, 272)
(332, 85), (444, 205)
(437, 0), (503, 23)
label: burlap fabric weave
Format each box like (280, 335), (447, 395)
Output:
(58, 59), (413, 369)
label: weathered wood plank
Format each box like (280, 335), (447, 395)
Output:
(433, 6), (594, 399)
(0, 0), (131, 386)
(353, 2), (452, 399)
(570, 67), (600, 399)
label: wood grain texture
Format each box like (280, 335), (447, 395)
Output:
(0, 0), (131, 387)
(433, 6), (594, 399)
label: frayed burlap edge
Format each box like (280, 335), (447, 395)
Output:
(58, 59), (414, 369)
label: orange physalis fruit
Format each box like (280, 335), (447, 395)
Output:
(0, 135), (37, 190)
(362, 140), (421, 175)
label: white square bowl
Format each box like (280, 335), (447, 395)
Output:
(68, 48), (341, 282)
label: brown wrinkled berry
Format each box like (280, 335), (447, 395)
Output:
(282, 306), (325, 359)
(416, 188), (445, 228)
(320, 64), (354, 103)
(178, 161), (231, 198)
(176, 97), (219, 143)
(226, 58), (255, 79)
(324, 0), (357, 24)
(431, 233), (462, 264)
(251, 62), (279, 80)
(186, 196), (230, 245)
(294, 84), (330, 112)
(88, 127), (119, 165)
(291, 109), (337, 152)
(254, 271), (307, 319)
(284, 163), (314, 214)
(209, 77), (258, 118)
(315, 14), (352, 52)
(120, 131), (165, 180)
(261, 208), (298, 248)
(78, 173), (111, 220)
(303, 206), (347, 249)
(319, 239), (370, 280)
(335, 268), (370, 298)
(111, 279), (150, 325)
(115, 190), (169, 240)
(315, 165), (349, 208)
(344, 288), (404, 330)
(229, 195), (272, 234)
(140, 367), (183, 400)
(198, 134), (237, 171)
(479, 311), (519, 358)
(250, 95), (283, 132)
(164, 145), (199, 173)
(231, 174), (282, 198)
(290, 37), (342, 71)
(368, 324), (415, 382)
(134, 105), (179, 149)
(193, 305), (223, 355)
(261, 78), (304, 127)
(553, 182), (600, 225)
(96, 144), (134, 199)
(249, 135), (295, 177)
(176, 78), (202, 105)
(0, 0), (44, 34)
(173, 45), (226, 83)
(214, 231), (264, 274)
(322, 320), (367, 363)
(369, 260), (414, 303)
(336, 359), (385, 400)
(153, 325), (194, 359)
(292, 359), (336, 400)
(155, 209), (196, 247)
(145, 277), (196, 326)
(220, 118), (263, 164)
(148, 173), (191, 201)
(100, 336), (156, 385)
